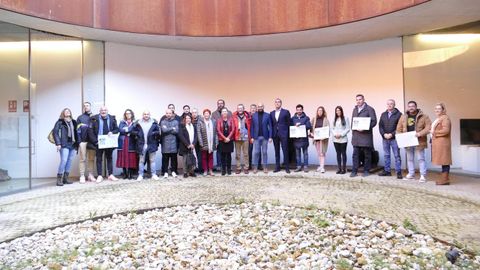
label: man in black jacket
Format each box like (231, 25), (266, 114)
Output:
(76, 102), (95, 183)
(378, 99), (403, 179)
(90, 106), (119, 183)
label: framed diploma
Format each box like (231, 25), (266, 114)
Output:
(98, 134), (119, 149)
(396, 131), (419, 148)
(352, 117), (371, 131)
(314, 127), (330, 140)
(289, 125), (307, 138)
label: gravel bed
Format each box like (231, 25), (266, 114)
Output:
(1, 203), (479, 269)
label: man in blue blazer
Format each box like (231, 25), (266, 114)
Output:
(250, 103), (272, 174)
(270, 98), (291, 173)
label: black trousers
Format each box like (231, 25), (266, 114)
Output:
(273, 136), (289, 170)
(96, 148), (114, 176)
(334, 142), (347, 169)
(161, 153), (178, 174)
(352, 146), (372, 173)
(221, 152), (232, 173)
(248, 143), (262, 169)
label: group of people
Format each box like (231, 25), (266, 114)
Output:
(51, 94), (452, 187)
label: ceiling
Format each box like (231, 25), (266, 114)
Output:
(1, 0), (480, 51)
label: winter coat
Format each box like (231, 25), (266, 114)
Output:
(250, 112), (272, 140)
(232, 111), (251, 141)
(88, 114), (119, 150)
(331, 117), (350, 144)
(270, 108), (291, 138)
(351, 103), (377, 148)
(216, 118), (235, 142)
(132, 119), (160, 154)
(431, 114), (452, 165)
(178, 123), (198, 156)
(379, 108), (402, 139)
(160, 117), (179, 154)
(396, 110), (432, 150)
(117, 120), (137, 151)
(291, 112), (312, 148)
(76, 112), (92, 143)
(197, 118), (218, 152)
(53, 118), (79, 150)
(311, 116), (330, 153)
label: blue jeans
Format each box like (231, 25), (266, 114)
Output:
(58, 147), (76, 174)
(295, 146), (308, 167)
(139, 148), (156, 176)
(382, 139), (401, 173)
(253, 136), (268, 168)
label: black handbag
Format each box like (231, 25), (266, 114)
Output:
(186, 150), (197, 168)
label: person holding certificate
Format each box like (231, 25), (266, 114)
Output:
(91, 106), (119, 183)
(378, 99), (403, 179)
(291, 104), (312, 172)
(331, 106), (350, 174)
(431, 103), (452, 185)
(396, 101), (432, 183)
(350, 94), (377, 177)
(310, 106), (329, 173)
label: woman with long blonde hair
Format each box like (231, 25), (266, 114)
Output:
(52, 108), (79, 186)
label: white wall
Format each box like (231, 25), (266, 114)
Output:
(105, 38), (404, 169)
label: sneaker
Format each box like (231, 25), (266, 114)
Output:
(96, 176), (103, 183)
(294, 167), (302, 172)
(172, 172), (177, 178)
(316, 166), (322, 172)
(152, 174), (160, 181)
(203, 172), (208, 176)
(350, 172), (357, 178)
(363, 172), (370, 177)
(419, 175), (427, 183)
(163, 173), (168, 179)
(403, 174), (414, 180)
(320, 168), (325, 173)
(136, 175), (144, 181)
(88, 174), (96, 182)
(79, 176), (86, 184)
(304, 167), (309, 173)
(108, 174), (119, 181)
(396, 172), (403, 179)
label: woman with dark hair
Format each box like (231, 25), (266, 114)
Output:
(117, 109), (138, 179)
(311, 106), (330, 173)
(431, 103), (452, 185)
(331, 106), (350, 174)
(217, 108), (235, 175)
(178, 113), (198, 178)
(53, 108), (79, 186)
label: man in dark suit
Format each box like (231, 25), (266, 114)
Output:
(270, 98), (291, 173)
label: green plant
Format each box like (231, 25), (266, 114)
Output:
(231, 196), (246, 205)
(89, 211), (98, 219)
(271, 199), (281, 206)
(312, 215), (329, 228)
(305, 203), (317, 210)
(402, 218), (418, 232)
(335, 258), (352, 270)
(372, 254), (388, 269)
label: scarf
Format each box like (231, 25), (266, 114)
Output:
(66, 119), (75, 142)
(98, 115), (110, 135)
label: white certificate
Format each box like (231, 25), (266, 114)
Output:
(352, 117), (371, 131)
(289, 125), (307, 138)
(314, 127), (330, 140)
(98, 134), (119, 149)
(396, 131), (419, 148)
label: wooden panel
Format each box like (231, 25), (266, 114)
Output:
(328, 0), (418, 25)
(251, 0), (328, 35)
(93, 0), (174, 35)
(0, 0), (93, 27)
(175, 0), (251, 36)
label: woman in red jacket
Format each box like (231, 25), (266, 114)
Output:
(217, 108), (235, 175)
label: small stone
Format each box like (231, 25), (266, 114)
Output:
(363, 219), (372, 227)
(401, 246), (413, 255)
(396, 227), (413, 237)
(385, 231), (395, 240)
(357, 256), (368, 265)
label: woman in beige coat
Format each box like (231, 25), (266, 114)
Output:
(431, 103), (452, 185)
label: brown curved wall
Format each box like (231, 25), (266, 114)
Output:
(0, 0), (429, 36)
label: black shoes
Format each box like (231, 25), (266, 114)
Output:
(273, 168), (281, 173)
(397, 172), (403, 179)
(336, 169), (342, 174)
(378, 171), (391, 176)
(63, 173), (73, 184)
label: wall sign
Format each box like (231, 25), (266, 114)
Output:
(8, 100), (17, 113)
(23, 100), (30, 112)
